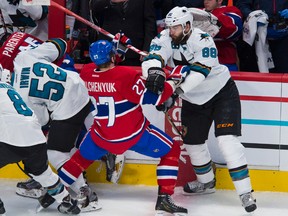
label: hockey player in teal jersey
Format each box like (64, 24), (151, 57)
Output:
(0, 32), (100, 212)
(0, 79), (80, 215)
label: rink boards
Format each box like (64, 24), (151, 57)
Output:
(2, 70), (288, 192)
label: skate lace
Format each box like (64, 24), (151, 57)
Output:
(75, 187), (90, 208)
(167, 196), (183, 210)
(80, 186), (90, 197)
(241, 193), (254, 207)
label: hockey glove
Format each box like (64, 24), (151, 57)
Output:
(167, 65), (190, 86)
(279, 9), (288, 19)
(7, 0), (19, 5)
(156, 93), (178, 113)
(145, 67), (166, 95)
(0, 32), (11, 47)
(112, 32), (131, 55)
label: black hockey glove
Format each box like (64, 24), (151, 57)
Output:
(156, 93), (178, 113)
(7, 0), (19, 5)
(0, 32), (11, 47)
(145, 67), (166, 95)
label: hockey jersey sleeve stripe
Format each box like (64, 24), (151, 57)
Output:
(46, 38), (67, 60)
(225, 13), (243, 40)
(190, 62), (211, 77)
(143, 53), (165, 67)
(142, 89), (161, 105)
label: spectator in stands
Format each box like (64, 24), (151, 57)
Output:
(0, 0), (48, 41)
(173, 0), (204, 8)
(234, 0), (288, 73)
(204, 0), (243, 71)
(90, 0), (157, 66)
(154, 0), (173, 33)
(67, 0), (98, 64)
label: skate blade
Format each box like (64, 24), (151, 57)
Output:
(35, 204), (44, 213)
(110, 155), (126, 184)
(182, 188), (216, 196)
(155, 210), (165, 216)
(16, 188), (44, 199)
(155, 210), (187, 216)
(81, 201), (102, 212)
(245, 204), (257, 214)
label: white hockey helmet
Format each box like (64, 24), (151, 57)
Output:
(0, 64), (11, 83)
(165, 6), (193, 28)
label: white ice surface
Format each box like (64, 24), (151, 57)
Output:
(0, 179), (288, 216)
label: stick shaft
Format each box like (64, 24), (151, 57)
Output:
(165, 112), (184, 140)
(50, 1), (147, 56)
(0, 9), (7, 34)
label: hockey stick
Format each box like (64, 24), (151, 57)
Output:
(164, 111), (184, 140)
(22, 0), (147, 56)
(49, 1), (147, 56)
(0, 9), (8, 34)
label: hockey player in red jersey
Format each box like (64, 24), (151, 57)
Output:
(204, 0), (243, 71)
(58, 39), (189, 216)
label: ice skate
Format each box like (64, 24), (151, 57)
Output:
(103, 153), (125, 183)
(37, 192), (56, 212)
(57, 195), (81, 215)
(16, 178), (46, 198)
(183, 178), (216, 195)
(155, 194), (187, 216)
(240, 191), (257, 213)
(0, 199), (6, 216)
(37, 190), (80, 214)
(76, 185), (102, 212)
(36, 179), (80, 214)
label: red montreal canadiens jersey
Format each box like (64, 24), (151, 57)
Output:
(80, 63), (173, 154)
(211, 6), (243, 65)
(0, 32), (42, 72)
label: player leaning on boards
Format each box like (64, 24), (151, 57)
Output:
(0, 77), (80, 215)
(58, 39), (189, 216)
(142, 6), (257, 213)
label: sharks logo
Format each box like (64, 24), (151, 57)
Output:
(200, 33), (210, 41)
(173, 53), (190, 65)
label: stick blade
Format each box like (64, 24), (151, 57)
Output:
(22, 0), (51, 6)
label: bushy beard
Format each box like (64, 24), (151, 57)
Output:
(171, 32), (190, 45)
